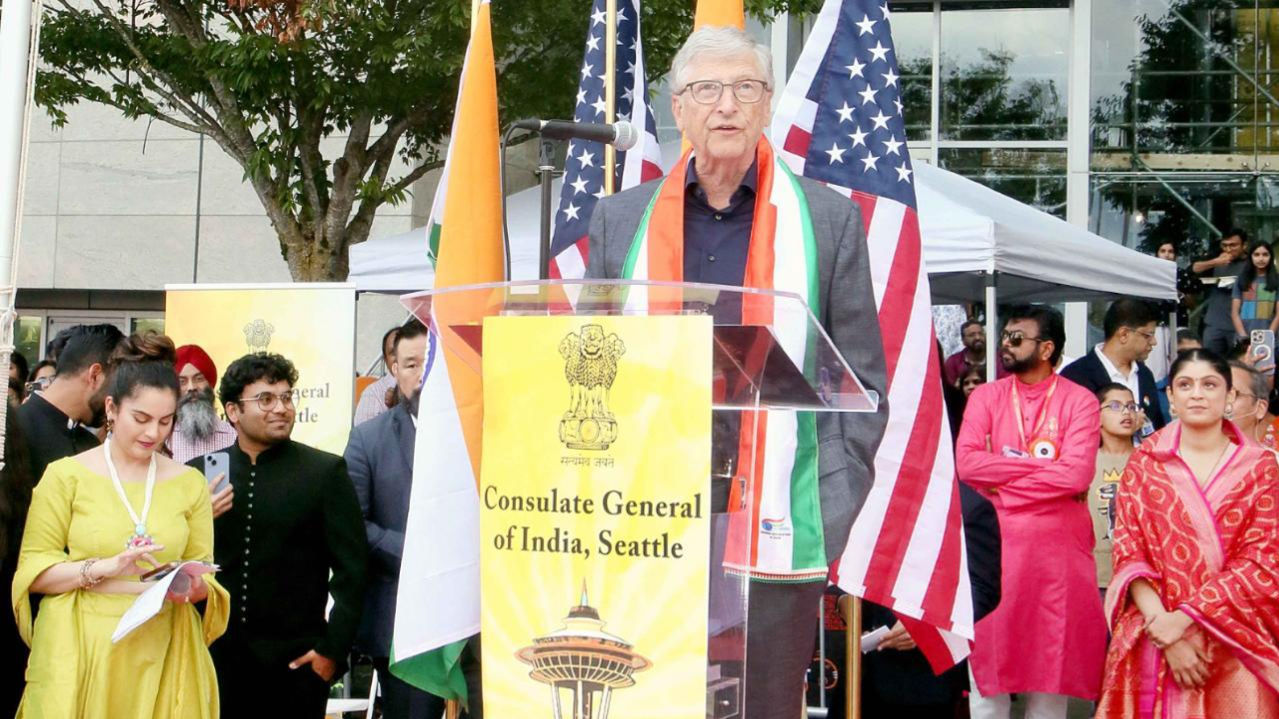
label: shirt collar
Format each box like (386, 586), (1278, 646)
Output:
(685, 156), (758, 195)
(229, 437), (292, 466)
(1094, 343), (1133, 382)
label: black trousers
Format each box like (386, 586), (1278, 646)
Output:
(211, 638), (330, 719)
(744, 580), (827, 719)
(372, 657), (446, 719)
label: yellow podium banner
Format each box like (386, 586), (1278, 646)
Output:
(480, 315), (712, 719)
(164, 283), (355, 455)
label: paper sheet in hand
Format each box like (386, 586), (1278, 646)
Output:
(111, 561), (216, 643)
(112, 569), (181, 643)
(860, 626), (892, 653)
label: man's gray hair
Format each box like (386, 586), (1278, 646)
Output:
(669, 26), (773, 90)
(1229, 359), (1270, 407)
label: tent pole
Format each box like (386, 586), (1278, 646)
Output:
(985, 273), (997, 382)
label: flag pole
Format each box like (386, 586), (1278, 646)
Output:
(602, 0), (618, 195)
(839, 594), (863, 719)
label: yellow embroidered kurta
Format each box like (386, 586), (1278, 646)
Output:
(11, 457), (228, 719)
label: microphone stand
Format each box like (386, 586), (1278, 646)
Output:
(537, 137), (555, 281)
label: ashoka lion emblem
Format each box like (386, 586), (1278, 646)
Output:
(559, 324), (625, 451)
(243, 319), (275, 353)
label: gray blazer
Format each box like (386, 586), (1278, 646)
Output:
(344, 399), (416, 656)
(586, 176), (890, 562)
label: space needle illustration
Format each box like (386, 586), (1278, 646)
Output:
(516, 584), (651, 719)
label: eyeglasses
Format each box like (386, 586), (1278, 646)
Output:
(1101, 401), (1140, 414)
(23, 377), (51, 394)
(1134, 328), (1156, 343)
(234, 390), (297, 412)
(678, 79), (770, 105)
(999, 331), (1045, 348)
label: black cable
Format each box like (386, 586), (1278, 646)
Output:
(499, 123), (520, 282)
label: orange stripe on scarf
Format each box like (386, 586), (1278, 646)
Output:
(641, 138), (782, 568)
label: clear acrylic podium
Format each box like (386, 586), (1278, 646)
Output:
(401, 279), (878, 719)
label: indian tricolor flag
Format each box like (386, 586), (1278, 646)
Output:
(390, 0), (503, 705)
(693, 0), (744, 28)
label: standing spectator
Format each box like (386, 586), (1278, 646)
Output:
(25, 360), (56, 397)
(346, 319), (449, 719)
(166, 345), (237, 464)
(15, 324), (125, 480)
(1191, 229), (1248, 356)
(12, 333), (227, 717)
(1061, 298), (1168, 437)
(1227, 361), (1277, 448)
(0, 420), (34, 716)
(199, 352), (367, 718)
(354, 326), (401, 426)
(1096, 349), (1279, 717)
(9, 352), (29, 392)
(961, 366), (986, 398)
(1155, 241), (1198, 329)
(944, 320), (985, 388)
(859, 483), (1002, 718)
(956, 305), (1107, 719)
(1230, 240), (1279, 343)
(1090, 383), (1137, 599)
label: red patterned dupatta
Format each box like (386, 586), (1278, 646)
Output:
(1097, 421), (1279, 718)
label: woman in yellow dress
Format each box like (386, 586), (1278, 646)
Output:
(11, 333), (228, 718)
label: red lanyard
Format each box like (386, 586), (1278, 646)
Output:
(1010, 376), (1058, 451)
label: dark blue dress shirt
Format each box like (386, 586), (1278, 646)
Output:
(682, 159), (758, 285)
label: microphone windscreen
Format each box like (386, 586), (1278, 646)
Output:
(613, 121), (639, 151)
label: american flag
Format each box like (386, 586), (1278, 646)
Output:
(771, 0), (974, 670)
(548, 0), (663, 280)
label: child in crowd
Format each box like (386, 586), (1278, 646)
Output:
(1091, 383), (1138, 599)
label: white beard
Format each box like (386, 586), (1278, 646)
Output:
(177, 391), (219, 441)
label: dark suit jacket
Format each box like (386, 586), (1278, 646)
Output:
(586, 175), (890, 562)
(344, 400), (416, 657)
(1059, 349), (1168, 430)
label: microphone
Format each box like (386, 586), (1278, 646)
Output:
(513, 118), (639, 151)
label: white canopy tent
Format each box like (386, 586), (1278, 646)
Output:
(915, 161), (1175, 305)
(350, 160), (1176, 307)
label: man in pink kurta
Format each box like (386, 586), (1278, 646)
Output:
(956, 305), (1108, 719)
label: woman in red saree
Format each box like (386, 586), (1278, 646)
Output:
(1098, 348), (1279, 718)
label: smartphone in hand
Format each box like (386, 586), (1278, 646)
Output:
(203, 452), (230, 493)
(140, 561), (180, 582)
(1250, 330), (1276, 376)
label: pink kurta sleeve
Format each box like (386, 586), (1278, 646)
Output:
(956, 384), (1036, 488)
(996, 390), (1101, 511)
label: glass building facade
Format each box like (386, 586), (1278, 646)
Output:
(802, 0), (1279, 347)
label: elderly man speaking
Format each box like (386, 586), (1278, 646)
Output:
(586, 26), (888, 715)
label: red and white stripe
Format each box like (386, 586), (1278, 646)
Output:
(548, 11), (663, 281)
(770, 0), (973, 672)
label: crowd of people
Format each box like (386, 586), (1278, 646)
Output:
(0, 319), (478, 719)
(2, 21), (1278, 719)
(863, 286), (1279, 718)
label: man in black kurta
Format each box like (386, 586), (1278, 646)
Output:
(192, 352), (367, 718)
(16, 323), (124, 480)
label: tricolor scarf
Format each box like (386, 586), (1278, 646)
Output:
(621, 138), (826, 582)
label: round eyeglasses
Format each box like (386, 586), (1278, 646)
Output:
(679, 79), (770, 105)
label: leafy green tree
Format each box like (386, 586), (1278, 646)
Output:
(33, 0), (718, 280)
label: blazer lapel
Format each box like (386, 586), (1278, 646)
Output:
(392, 403), (416, 471)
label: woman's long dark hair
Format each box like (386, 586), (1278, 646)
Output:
(1237, 240), (1279, 293)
